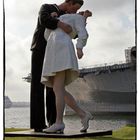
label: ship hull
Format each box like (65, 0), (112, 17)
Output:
(84, 69), (136, 93)
(65, 67), (136, 114)
(83, 68), (136, 104)
(87, 90), (136, 104)
(66, 68), (136, 104)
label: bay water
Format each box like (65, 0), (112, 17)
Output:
(5, 107), (135, 131)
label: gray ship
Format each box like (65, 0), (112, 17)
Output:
(65, 46), (136, 114)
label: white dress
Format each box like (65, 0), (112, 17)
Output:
(41, 14), (88, 87)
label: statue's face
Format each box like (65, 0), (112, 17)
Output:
(67, 3), (82, 13)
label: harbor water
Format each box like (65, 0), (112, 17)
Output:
(5, 107), (135, 131)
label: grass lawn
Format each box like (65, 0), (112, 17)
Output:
(4, 125), (136, 140)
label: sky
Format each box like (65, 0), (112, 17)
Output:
(4, 0), (135, 102)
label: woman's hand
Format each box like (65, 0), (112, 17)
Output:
(83, 10), (92, 18)
(77, 48), (84, 59)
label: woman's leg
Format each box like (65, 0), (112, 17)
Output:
(64, 89), (94, 132)
(64, 90), (86, 119)
(53, 71), (66, 124)
(43, 71), (66, 133)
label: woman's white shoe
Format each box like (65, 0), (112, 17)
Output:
(80, 112), (94, 132)
(43, 123), (65, 133)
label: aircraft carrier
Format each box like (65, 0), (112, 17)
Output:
(65, 46), (136, 114)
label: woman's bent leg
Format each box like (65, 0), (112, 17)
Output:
(64, 90), (86, 119)
(64, 89), (93, 132)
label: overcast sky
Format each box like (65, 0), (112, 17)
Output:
(4, 0), (135, 102)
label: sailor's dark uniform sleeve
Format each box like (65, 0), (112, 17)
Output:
(38, 4), (59, 30)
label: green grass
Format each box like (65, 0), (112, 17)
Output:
(4, 125), (136, 140)
(5, 128), (30, 132)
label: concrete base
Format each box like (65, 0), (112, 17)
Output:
(5, 129), (112, 138)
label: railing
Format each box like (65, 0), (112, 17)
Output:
(79, 61), (126, 69)
(79, 61), (132, 76)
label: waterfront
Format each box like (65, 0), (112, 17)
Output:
(5, 107), (135, 131)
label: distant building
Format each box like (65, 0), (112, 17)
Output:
(4, 96), (12, 108)
(125, 46), (136, 63)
